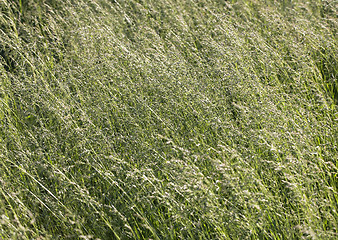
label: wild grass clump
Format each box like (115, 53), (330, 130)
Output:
(0, 0), (337, 239)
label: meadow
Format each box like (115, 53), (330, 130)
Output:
(0, 0), (337, 239)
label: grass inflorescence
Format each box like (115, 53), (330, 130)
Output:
(0, 0), (337, 239)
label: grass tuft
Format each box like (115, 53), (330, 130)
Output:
(1, 0), (337, 239)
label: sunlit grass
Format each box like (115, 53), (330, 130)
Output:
(0, 0), (337, 239)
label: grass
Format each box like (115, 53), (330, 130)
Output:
(0, 0), (337, 239)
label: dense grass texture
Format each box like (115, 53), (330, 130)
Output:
(0, 0), (337, 239)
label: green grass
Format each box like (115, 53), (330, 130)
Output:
(0, 0), (337, 239)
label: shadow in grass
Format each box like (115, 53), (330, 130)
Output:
(314, 48), (338, 105)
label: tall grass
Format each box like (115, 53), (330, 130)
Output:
(0, 0), (337, 239)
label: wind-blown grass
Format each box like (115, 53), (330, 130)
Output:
(0, 0), (337, 239)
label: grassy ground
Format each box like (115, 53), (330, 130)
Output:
(0, 0), (337, 239)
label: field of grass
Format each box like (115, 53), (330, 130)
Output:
(0, 0), (337, 239)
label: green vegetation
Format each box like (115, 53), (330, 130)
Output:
(0, 0), (337, 239)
